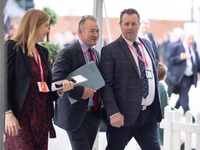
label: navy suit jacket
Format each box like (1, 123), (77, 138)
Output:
(166, 40), (200, 87)
(52, 40), (100, 132)
(147, 32), (160, 62)
(100, 35), (162, 126)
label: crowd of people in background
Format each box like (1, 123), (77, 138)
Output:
(3, 6), (200, 150)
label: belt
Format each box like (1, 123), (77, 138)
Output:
(87, 106), (95, 112)
(141, 105), (148, 111)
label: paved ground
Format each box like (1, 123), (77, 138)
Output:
(48, 81), (200, 150)
(48, 125), (141, 150)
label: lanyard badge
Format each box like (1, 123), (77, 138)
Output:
(145, 68), (153, 79)
(37, 82), (49, 92)
(127, 40), (153, 80)
(35, 48), (49, 92)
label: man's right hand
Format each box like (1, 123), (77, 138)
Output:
(110, 113), (124, 128)
(81, 87), (96, 99)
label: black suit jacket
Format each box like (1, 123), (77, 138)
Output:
(52, 40), (100, 132)
(100, 36), (162, 126)
(6, 40), (54, 117)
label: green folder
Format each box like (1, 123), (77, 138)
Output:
(67, 61), (105, 104)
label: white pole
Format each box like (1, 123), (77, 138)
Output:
(93, 2), (103, 149)
(93, 0), (103, 53)
(0, 0), (6, 149)
(103, 0), (112, 43)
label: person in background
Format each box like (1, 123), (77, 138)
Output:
(4, 8), (74, 150)
(52, 15), (101, 150)
(100, 8), (162, 150)
(170, 27), (184, 43)
(157, 62), (169, 146)
(139, 18), (160, 62)
(159, 32), (171, 65)
(165, 28), (184, 97)
(166, 32), (200, 116)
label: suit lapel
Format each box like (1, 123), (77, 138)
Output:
(139, 38), (156, 68)
(139, 38), (159, 82)
(21, 47), (31, 74)
(92, 49), (100, 66)
(118, 36), (140, 76)
(74, 41), (86, 66)
(139, 38), (153, 60)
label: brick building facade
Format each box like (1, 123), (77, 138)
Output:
(11, 16), (188, 44)
(48, 16), (188, 44)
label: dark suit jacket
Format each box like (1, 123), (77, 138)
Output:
(6, 40), (54, 117)
(166, 40), (200, 87)
(100, 35), (162, 126)
(147, 32), (160, 62)
(52, 40), (100, 132)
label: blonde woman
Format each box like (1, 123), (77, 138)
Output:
(4, 8), (74, 150)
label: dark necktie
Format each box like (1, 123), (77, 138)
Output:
(88, 48), (99, 111)
(133, 41), (149, 98)
(188, 46), (194, 71)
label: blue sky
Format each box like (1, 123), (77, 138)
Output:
(34, 0), (200, 21)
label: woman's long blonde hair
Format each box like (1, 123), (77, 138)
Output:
(12, 8), (50, 56)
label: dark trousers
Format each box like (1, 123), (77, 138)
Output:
(67, 111), (100, 150)
(106, 106), (160, 150)
(175, 75), (193, 113)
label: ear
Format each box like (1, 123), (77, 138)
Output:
(138, 22), (141, 27)
(78, 29), (82, 36)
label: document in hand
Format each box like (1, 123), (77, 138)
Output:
(51, 75), (88, 92)
(67, 61), (105, 104)
(67, 61), (105, 90)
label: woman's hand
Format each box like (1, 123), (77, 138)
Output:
(5, 110), (21, 136)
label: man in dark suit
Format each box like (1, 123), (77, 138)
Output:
(139, 18), (160, 62)
(100, 8), (162, 150)
(52, 16), (100, 150)
(166, 32), (200, 115)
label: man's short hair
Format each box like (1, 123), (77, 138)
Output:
(120, 8), (140, 23)
(78, 15), (97, 29)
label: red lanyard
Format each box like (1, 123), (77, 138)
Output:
(126, 40), (148, 68)
(80, 45), (97, 64)
(35, 48), (44, 81)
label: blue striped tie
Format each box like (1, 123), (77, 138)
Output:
(133, 41), (149, 98)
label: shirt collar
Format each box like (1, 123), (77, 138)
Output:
(183, 41), (190, 50)
(79, 39), (90, 52)
(122, 34), (140, 46)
